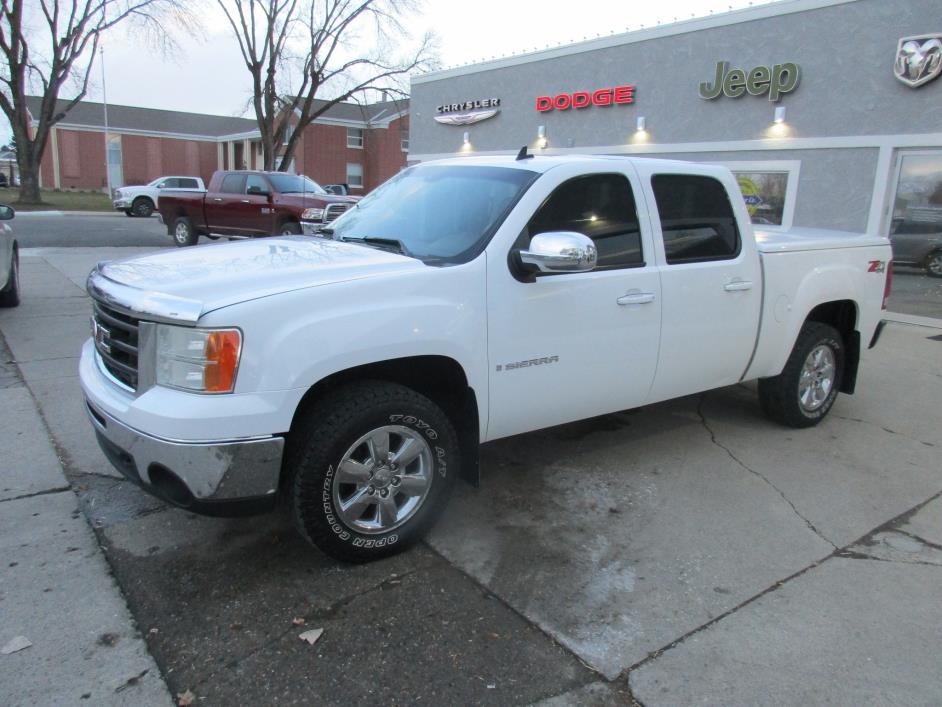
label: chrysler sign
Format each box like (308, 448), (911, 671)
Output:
(435, 98), (501, 125)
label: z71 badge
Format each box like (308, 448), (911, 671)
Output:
(868, 260), (886, 273)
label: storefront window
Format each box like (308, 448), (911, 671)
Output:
(732, 171), (789, 226)
(888, 151), (942, 285)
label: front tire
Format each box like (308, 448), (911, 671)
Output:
(758, 322), (844, 428)
(132, 197), (154, 218)
(926, 251), (942, 278)
(288, 381), (459, 562)
(0, 246), (19, 307)
(278, 221), (302, 236)
(172, 216), (198, 247)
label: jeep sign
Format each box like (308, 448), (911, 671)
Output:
(699, 61), (801, 101)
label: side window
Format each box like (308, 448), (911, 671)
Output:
(220, 174), (244, 194)
(525, 173), (643, 270)
(245, 175), (269, 195)
(179, 178), (199, 189)
(651, 174), (740, 264)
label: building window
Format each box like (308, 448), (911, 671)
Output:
(717, 161), (801, 229)
(346, 163), (363, 189)
(347, 128), (364, 149)
(106, 134), (123, 189)
(282, 124), (294, 146)
(401, 132), (409, 152)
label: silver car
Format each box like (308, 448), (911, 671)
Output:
(0, 204), (19, 307)
(890, 219), (942, 278)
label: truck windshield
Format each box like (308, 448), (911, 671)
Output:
(329, 165), (538, 264)
(268, 174), (327, 195)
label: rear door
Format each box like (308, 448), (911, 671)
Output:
(639, 165), (762, 403)
(206, 173), (245, 233)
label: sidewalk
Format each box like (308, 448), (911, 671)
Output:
(0, 336), (171, 705)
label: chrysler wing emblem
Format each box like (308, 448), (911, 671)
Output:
(433, 109), (499, 126)
(894, 34), (942, 88)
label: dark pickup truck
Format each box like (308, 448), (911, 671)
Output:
(158, 170), (359, 247)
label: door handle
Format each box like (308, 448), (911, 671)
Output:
(617, 292), (655, 305)
(724, 280), (753, 292)
(212, 197), (223, 202)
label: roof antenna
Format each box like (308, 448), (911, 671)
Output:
(516, 145), (534, 160)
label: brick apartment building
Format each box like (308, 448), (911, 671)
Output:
(25, 96), (410, 194)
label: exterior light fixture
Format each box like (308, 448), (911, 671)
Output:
(463, 131), (470, 145)
(636, 116), (646, 131)
(537, 125), (547, 148)
(773, 106), (786, 124)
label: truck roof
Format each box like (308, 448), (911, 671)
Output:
(422, 153), (706, 174)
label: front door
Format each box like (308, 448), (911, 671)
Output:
(206, 173), (246, 234)
(639, 167), (762, 403)
(485, 167), (662, 441)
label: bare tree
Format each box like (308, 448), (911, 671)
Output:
(218, 0), (435, 171)
(0, 1), (191, 203)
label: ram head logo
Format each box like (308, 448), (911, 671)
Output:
(894, 34), (942, 88)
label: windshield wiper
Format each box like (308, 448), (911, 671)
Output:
(341, 236), (411, 257)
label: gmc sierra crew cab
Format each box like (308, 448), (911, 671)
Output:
(157, 170), (358, 246)
(81, 155), (892, 562)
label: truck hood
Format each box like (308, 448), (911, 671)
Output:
(89, 236), (423, 322)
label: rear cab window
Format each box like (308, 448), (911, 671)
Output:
(650, 174), (740, 264)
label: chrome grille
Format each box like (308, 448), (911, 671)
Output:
(324, 203), (351, 222)
(92, 302), (139, 390)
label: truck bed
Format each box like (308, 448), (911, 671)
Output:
(755, 227), (888, 253)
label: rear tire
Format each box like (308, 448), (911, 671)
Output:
(0, 246), (19, 307)
(172, 216), (198, 247)
(926, 251), (942, 278)
(287, 381), (459, 562)
(758, 322), (844, 428)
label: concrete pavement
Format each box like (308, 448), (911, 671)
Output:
(1, 245), (940, 705)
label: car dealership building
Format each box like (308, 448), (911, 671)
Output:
(409, 0), (942, 241)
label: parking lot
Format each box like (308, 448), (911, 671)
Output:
(1, 216), (940, 705)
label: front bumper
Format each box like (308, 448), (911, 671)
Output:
(86, 398), (283, 516)
(113, 199), (130, 211)
(301, 220), (328, 235)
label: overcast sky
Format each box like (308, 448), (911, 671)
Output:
(84, 0), (776, 117)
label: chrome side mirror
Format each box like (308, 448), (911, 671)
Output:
(0, 204), (14, 220)
(517, 231), (597, 274)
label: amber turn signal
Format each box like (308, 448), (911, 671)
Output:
(204, 329), (242, 393)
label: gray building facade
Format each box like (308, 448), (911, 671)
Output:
(409, 0), (942, 239)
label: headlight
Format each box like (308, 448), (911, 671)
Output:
(113, 189), (122, 199)
(301, 207), (324, 221)
(156, 325), (242, 394)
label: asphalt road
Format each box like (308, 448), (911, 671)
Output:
(13, 212), (169, 249)
(11, 213), (942, 318)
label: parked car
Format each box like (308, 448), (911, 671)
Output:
(81, 155), (891, 562)
(889, 216), (942, 278)
(113, 176), (205, 218)
(156, 170), (359, 246)
(0, 204), (18, 307)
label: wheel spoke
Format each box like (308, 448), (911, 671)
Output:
(376, 496), (398, 528)
(366, 431), (390, 464)
(397, 473), (429, 497)
(337, 458), (372, 484)
(391, 437), (423, 468)
(339, 487), (374, 517)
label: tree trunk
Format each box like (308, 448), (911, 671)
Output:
(16, 152), (42, 203)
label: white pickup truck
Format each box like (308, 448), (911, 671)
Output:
(113, 176), (205, 218)
(80, 155), (892, 561)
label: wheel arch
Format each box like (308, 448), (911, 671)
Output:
(285, 355), (481, 489)
(804, 299), (859, 394)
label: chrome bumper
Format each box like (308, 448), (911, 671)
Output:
(86, 399), (283, 514)
(301, 220), (328, 235)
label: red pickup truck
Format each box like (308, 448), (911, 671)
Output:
(157, 170), (359, 247)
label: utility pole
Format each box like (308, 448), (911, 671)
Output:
(100, 45), (112, 196)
